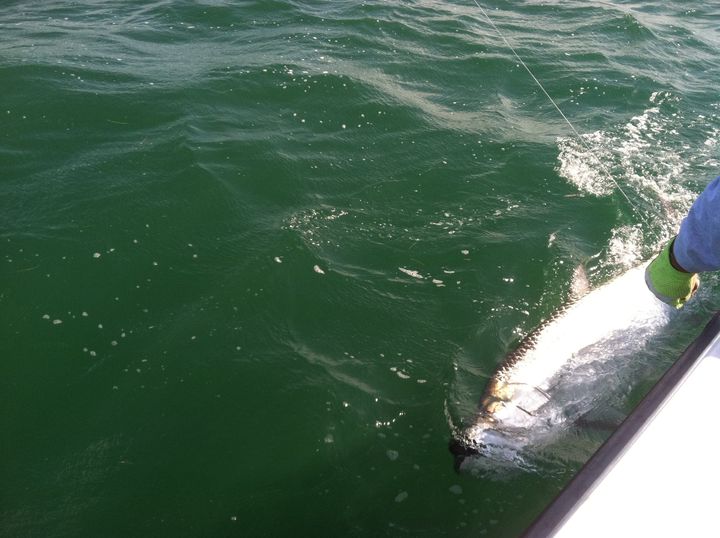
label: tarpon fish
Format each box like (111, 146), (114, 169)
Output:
(450, 261), (673, 470)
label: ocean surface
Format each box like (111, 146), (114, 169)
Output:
(2, 1), (719, 536)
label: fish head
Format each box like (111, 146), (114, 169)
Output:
(449, 426), (525, 473)
(480, 378), (515, 416)
(448, 413), (513, 471)
(448, 378), (523, 471)
(448, 436), (481, 472)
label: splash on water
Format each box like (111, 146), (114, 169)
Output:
(556, 92), (713, 241)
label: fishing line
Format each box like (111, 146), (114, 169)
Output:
(470, 0), (648, 221)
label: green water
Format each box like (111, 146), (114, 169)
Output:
(2, 1), (718, 536)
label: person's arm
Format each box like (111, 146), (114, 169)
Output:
(645, 176), (720, 308)
(673, 176), (720, 273)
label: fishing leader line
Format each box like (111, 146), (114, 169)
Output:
(470, 0), (650, 224)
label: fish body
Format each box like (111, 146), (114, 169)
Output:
(452, 262), (673, 466)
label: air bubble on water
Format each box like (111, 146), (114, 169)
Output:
(394, 491), (408, 503)
(386, 450), (399, 461)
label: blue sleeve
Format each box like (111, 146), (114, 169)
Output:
(673, 176), (720, 273)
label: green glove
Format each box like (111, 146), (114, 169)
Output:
(645, 239), (699, 309)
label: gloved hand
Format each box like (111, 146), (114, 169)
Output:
(645, 239), (699, 309)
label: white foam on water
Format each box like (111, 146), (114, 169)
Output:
(557, 92), (714, 232)
(556, 91), (720, 272)
(557, 130), (613, 196)
(399, 267), (423, 279)
(606, 224), (644, 269)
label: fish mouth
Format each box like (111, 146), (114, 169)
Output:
(449, 414), (519, 472)
(448, 437), (482, 473)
